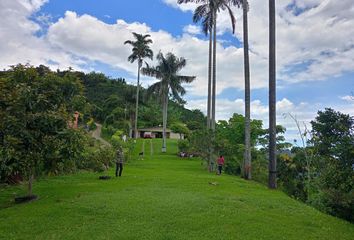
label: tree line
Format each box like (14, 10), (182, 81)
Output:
(0, 64), (203, 198)
(179, 109), (353, 222)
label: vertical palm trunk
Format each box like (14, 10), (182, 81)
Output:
(162, 90), (168, 153)
(269, 0), (277, 189)
(207, 31), (213, 129)
(243, 1), (251, 180)
(211, 10), (217, 131)
(207, 27), (213, 171)
(134, 61), (142, 139)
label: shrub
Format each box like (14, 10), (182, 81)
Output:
(177, 139), (190, 153)
(83, 146), (115, 172)
(111, 130), (134, 161)
(87, 118), (96, 131)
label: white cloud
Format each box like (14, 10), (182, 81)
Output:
(163, 0), (197, 12)
(341, 95), (354, 102)
(1, 0), (354, 143)
(187, 97), (312, 124)
(4, 0), (353, 96)
(187, 96), (354, 142)
(0, 0), (82, 70)
(164, 0), (354, 84)
(183, 24), (202, 35)
(43, 10), (269, 94)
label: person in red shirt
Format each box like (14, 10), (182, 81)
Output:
(217, 155), (225, 175)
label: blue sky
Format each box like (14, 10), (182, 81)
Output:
(1, 0), (353, 142)
(39, 0), (193, 35)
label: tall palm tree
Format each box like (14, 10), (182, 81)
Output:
(230, 0), (251, 179)
(179, 0), (213, 129)
(124, 33), (153, 139)
(180, 0), (238, 171)
(243, 0), (251, 180)
(269, 0), (277, 189)
(141, 52), (195, 152)
(178, 0), (236, 130)
(211, 0), (236, 130)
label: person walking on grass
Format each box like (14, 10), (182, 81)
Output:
(217, 155), (225, 175)
(115, 147), (124, 177)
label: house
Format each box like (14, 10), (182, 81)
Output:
(137, 127), (184, 139)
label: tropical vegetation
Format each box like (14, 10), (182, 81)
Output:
(141, 52), (196, 152)
(124, 32), (154, 138)
(0, 2), (353, 238)
(0, 139), (353, 239)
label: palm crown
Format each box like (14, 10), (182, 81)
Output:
(142, 52), (195, 104)
(178, 0), (241, 35)
(124, 33), (153, 65)
(142, 52), (195, 152)
(124, 32), (153, 138)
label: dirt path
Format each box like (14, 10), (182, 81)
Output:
(91, 123), (111, 147)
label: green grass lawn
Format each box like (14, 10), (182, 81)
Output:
(0, 139), (353, 240)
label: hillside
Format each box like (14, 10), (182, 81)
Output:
(0, 139), (353, 240)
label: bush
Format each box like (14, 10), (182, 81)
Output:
(83, 146), (115, 173)
(110, 130), (134, 161)
(101, 125), (118, 139)
(224, 155), (241, 175)
(87, 118), (96, 131)
(177, 139), (190, 153)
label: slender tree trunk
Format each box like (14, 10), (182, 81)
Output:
(162, 91), (168, 152)
(207, 31), (213, 129)
(268, 0), (277, 189)
(211, 10), (217, 131)
(243, 1), (251, 180)
(28, 174), (33, 196)
(134, 61), (142, 139)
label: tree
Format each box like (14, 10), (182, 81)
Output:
(0, 65), (86, 196)
(229, 0), (251, 180)
(124, 33), (153, 139)
(285, 113), (313, 200)
(178, 0), (238, 130)
(178, 1), (212, 129)
(268, 0), (277, 189)
(170, 123), (190, 139)
(141, 52), (195, 152)
(243, 0), (252, 179)
(179, 0), (239, 171)
(310, 108), (354, 222)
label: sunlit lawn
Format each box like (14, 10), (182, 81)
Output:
(0, 139), (353, 240)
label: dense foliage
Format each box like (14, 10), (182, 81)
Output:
(309, 108), (354, 222)
(0, 65), (115, 195)
(1, 64), (352, 222)
(183, 110), (353, 222)
(81, 72), (205, 138)
(0, 65), (84, 192)
(0, 64), (204, 194)
(184, 114), (288, 181)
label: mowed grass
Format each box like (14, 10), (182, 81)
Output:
(0, 139), (353, 240)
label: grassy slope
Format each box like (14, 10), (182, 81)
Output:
(0, 139), (353, 240)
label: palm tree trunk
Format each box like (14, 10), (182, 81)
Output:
(211, 10), (217, 131)
(207, 31), (212, 129)
(134, 61), (142, 139)
(269, 0), (277, 189)
(243, 1), (251, 180)
(162, 91), (168, 153)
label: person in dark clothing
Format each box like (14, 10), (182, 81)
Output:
(115, 147), (124, 177)
(217, 155), (225, 175)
